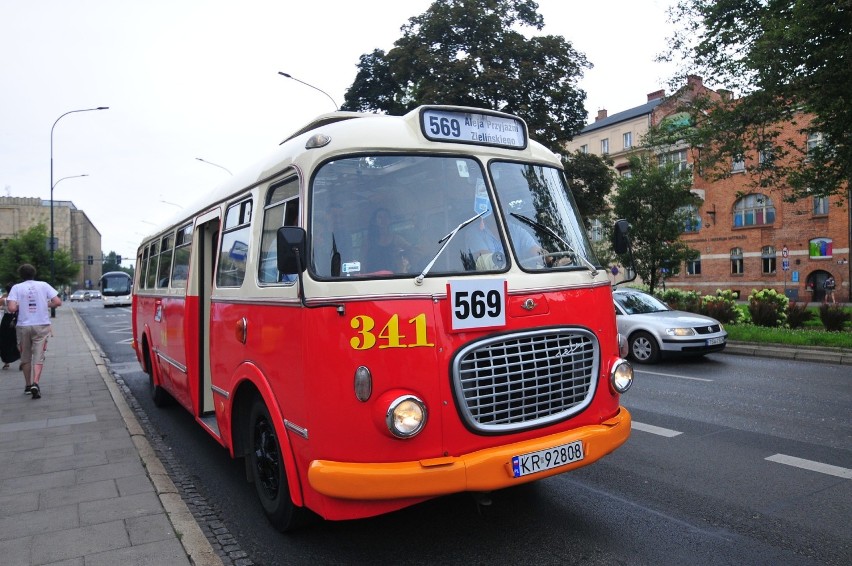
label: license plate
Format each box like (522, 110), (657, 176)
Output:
(707, 336), (726, 346)
(512, 441), (584, 478)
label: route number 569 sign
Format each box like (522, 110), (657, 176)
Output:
(448, 279), (506, 331)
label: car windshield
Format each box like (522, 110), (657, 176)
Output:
(309, 155), (596, 279)
(615, 291), (670, 315)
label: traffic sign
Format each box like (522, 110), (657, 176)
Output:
(782, 246), (789, 258)
(782, 259), (790, 271)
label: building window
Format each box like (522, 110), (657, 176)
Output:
(620, 169), (632, 178)
(687, 258), (701, 275)
(813, 195), (829, 215)
(580, 144), (588, 154)
(807, 132), (823, 156)
(658, 149), (689, 173)
(732, 154), (745, 172)
(588, 218), (604, 242)
(679, 205), (702, 233)
(809, 237), (833, 258)
(623, 132), (632, 149)
(731, 247), (744, 275)
(759, 144), (774, 166)
(761, 245), (776, 275)
(733, 194), (775, 227)
(601, 138), (609, 154)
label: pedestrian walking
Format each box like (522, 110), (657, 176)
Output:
(823, 275), (836, 305)
(5, 264), (62, 399)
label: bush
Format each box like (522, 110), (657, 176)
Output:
(818, 304), (850, 332)
(657, 289), (701, 312)
(700, 292), (741, 325)
(747, 288), (789, 328)
(786, 301), (814, 329)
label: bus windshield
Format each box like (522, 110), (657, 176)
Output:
(310, 155), (596, 279)
(101, 273), (132, 296)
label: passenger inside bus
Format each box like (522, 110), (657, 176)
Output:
(363, 207), (413, 273)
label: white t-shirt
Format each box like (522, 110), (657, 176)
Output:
(8, 280), (58, 326)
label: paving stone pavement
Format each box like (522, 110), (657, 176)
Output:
(0, 307), (222, 566)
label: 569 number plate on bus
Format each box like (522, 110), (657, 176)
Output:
(512, 441), (585, 478)
(448, 279), (506, 331)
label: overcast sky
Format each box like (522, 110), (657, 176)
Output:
(1, 0), (677, 263)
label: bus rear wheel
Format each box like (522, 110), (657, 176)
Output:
(144, 343), (170, 407)
(248, 398), (306, 531)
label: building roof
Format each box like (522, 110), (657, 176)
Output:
(580, 98), (664, 134)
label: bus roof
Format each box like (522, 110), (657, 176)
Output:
(140, 106), (561, 245)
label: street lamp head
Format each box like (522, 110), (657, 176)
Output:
(96, 106), (109, 110)
(277, 71), (338, 110)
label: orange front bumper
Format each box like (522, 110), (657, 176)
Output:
(308, 407), (631, 500)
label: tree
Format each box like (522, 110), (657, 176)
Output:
(0, 224), (78, 290)
(612, 155), (700, 294)
(562, 151), (615, 220)
(102, 251), (133, 276)
(341, 0), (591, 155)
(661, 0), (852, 201)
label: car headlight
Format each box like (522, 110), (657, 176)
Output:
(610, 359), (634, 394)
(386, 395), (427, 438)
(666, 327), (696, 336)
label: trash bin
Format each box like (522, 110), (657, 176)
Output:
(784, 288), (799, 301)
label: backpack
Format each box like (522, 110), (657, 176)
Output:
(824, 278), (835, 290)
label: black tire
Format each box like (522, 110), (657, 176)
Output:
(144, 343), (171, 407)
(629, 331), (661, 364)
(248, 398), (308, 531)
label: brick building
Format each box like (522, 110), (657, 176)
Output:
(567, 77), (851, 303)
(0, 196), (103, 289)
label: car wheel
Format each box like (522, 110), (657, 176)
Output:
(248, 398), (309, 531)
(629, 331), (660, 364)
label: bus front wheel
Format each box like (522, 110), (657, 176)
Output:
(248, 398), (306, 531)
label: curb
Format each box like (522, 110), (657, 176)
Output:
(724, 341), (852, 365)
(71, 308), (225, 566)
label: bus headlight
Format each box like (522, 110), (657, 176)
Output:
(386, 395), (427, 438)
(610, 359), (634, 394)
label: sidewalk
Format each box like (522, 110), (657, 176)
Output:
(0, 308), (221, 566)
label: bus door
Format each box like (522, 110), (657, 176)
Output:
(194, 213), (220, 422)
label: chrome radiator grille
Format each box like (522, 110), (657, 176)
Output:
(452, 328), (599, 433)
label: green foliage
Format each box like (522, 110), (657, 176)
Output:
(101, 251), (133, 277)
(747, 288), (789, 328)
(726, 323), (852, 349)
(562, 151), (615, 220)
(700, 291), (741, 325)
(818, 304), (850, 332)
(611, 154), (701, 294)
(663, 0), (852, 201)
(786, 301), (814, 329)
(341, 0), (591, 155)
(657, 289), (701, 312)
(0, 224), (79, 289)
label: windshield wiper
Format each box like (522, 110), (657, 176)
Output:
(415, 210), (487, 285)
(510, 213), (599, 276)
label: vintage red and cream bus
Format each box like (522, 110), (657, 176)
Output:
(132, 105), (634, 530)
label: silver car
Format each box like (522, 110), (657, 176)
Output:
(613, 288), (727, 363)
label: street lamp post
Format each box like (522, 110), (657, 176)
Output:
(50, 106), (108, 317)
(195, 157), (233, 176)
(278, 72), (338, 110)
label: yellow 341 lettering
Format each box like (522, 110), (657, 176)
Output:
(350, 313), (435, 350)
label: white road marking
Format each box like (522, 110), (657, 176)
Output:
(632, 421), (683, 437)
(636, 370), (713, 382)
(765, 454), (852, 479)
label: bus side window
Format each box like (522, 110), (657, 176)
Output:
(217, 198), (253, 288)
(145, 241), (159, 289)
(157, 233), (173, 288)
(259, 177), (299, 285)
(171, 223), (193, 289)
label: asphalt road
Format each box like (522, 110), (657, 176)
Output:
(74, 301), (851, 566)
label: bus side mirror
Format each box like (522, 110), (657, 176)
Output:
(612, 219), (630, 255)
(277, 227), (307, 273)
